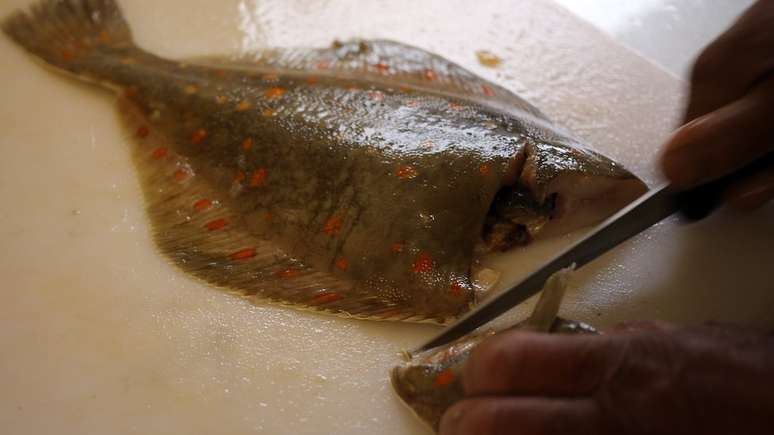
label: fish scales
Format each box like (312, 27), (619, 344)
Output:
(2, 0), (646, 323)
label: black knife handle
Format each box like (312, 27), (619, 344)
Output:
(675, 151), (774, 221)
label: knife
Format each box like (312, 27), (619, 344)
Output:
(415, 152), (773, 353)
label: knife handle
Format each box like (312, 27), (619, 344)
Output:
(676, 151), (774, 220)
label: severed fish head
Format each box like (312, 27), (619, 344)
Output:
(391, 268), (597, 432)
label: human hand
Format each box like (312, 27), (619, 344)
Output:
(660, 0), (774, 209)
(439, 321), (774, 435)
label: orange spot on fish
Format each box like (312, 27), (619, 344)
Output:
(275, 268), (301, 279)
(334, 257), (349, 271)
(173, 168), (191, 182)
(264, 87), (286, 99)
(190, 128), (207, 144)
(368, 91), (385, 102)
(183, 85), (198, 95)
(241, 137), (253, 151)
(313, 291), (340, 304)
(306, 76), (318, 85)
(123, 86), (139, 99)
(264, 212), (273, 222)
(481, 84), (495, 97)
(236, 101), (252, 111)
(136, 125), (149, 138)
(373, 62), (390, 73)
(261, 108), (275, 118)
(423, 69), (437, 81)
(249, 168), (268, 187)
(390, 243), (404, 254)
(234, 170), (246, 182)
(396, 165), (417, 179)
(479, 164), (491, 176)
(205, 218), (228, 231)
(412, 253), (433, 273)
(193, 198), (212, 212)
(449, 281), (464, 297)
(448, 103), (464, 111)
(152, 147), (168, 159)
(315, 61), (330, 70)
(214, 95), (226, 105)
(323, 216), (342, 236)
(230, 248), (256, 261)
(98, 30), (109, 43)
(61, 49), (74, 61)
(213, 69), (226, 78)
(434, 369), (455, 387)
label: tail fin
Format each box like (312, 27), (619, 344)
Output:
(2, 0), (137, 86)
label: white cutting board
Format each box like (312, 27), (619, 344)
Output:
(1, 0), (772, 434)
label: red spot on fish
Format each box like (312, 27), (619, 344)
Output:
(173, 168), (191, 182)
(420, 140), (436, 150)
(193, 198), (212, 212)
(412, 253), (433, 273)
(214, 69), (226, 78)
(136, 125), (149, 138)
(190, 128), (207, 144)
(234, 170), (246, 183)
(449, 281), (464, 297)
(152, 147), (168, 160)
(396, 165), (417, 179)
(323, 216), (343, 236)
(373, 62), (390, 73)
(275, 268), (301, 279)
(123, 86), (139, 99)
(313, 292), (340, 304)
(241, 137), (253, 151)
(315, 61), (331, 70)
(434, 369), (455, 387)
(236, 101), (252, 111)
(481, 84), (495, 97)
(390, 243), (404, 254)
(368, 91), (385, 102)
(306, 76), (319, 85)
(264, 87), (286, 99)
(479, 164), (491, 176)
(61, 49), (74, 61)
(448, 103), (464, 111)
(205, 218), (228, 231)
(334, 257), (349, 271)
(423, 69), (437, 81)
(249, 168), (268, 187)
(230, 248), (256, 261)
(98, 31), (109, 43)
(264, 212), (273, 222)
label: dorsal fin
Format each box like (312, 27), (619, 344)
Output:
(187, 39), (549, 121)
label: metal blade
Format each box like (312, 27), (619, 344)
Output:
(415, 183), (678, 353)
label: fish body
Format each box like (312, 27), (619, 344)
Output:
(3, 0), (646, 323)
(391, 269), (597, 432)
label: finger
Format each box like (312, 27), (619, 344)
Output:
(724, 165), (774, 209)
(661, 77), (774, 189)
(462, 331), (613, 397)
(685, 1), (774, 121)
(439, 397), (601, 435)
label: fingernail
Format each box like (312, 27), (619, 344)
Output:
(661, 114), (713, 188)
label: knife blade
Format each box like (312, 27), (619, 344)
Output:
(415, 152), (773, 353)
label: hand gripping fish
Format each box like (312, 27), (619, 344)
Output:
(3, 0), (646, 323)
(391, 268), (597, 432)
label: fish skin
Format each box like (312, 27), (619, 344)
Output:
(2, 0), (646, 323)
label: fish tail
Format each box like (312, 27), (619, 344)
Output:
(2, 0), (139, 88)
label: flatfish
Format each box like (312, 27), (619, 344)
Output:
(3, 0), (646, 323)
